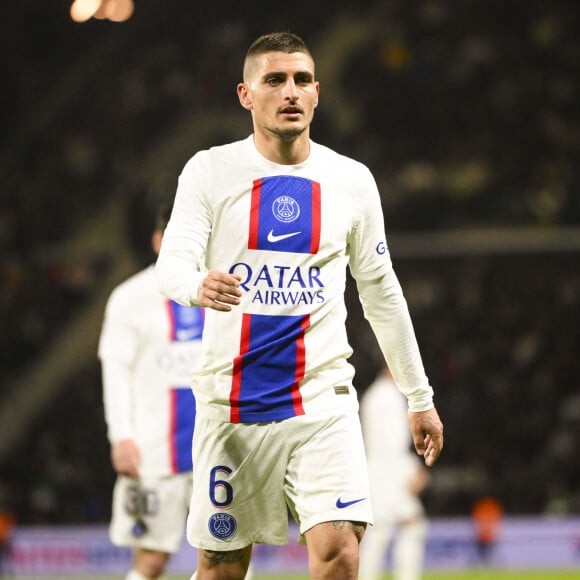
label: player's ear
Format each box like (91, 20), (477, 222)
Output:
(237, 82), (252, 110)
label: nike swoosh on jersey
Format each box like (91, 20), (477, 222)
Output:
(175, 328), (201, 341)
(336, 497), (367, 509)
(267, 230), (301, 243)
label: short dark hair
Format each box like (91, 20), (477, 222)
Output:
(247, 32), (310, 57)
(243, 32), (313, 79)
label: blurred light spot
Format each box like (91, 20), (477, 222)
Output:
(104, 0), (134, 22)
(398, 162), (439, 192)
(70, 0), (134, 23)
(381, 41), (411, 70)
(70, 0), (102, 22)
(93, 1), (108, 19)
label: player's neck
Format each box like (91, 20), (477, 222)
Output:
(253, 131), (310, 165)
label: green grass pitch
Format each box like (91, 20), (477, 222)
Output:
(16, 571), (578, 579)
(251, 574), (579, 580)
(244, 573), (577, 580)
(49, 571), (578, 580)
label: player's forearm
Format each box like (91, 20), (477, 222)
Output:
(357, 270), (434, 412)
(156, 172), (210, 306)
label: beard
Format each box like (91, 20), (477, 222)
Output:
(268, 125), (307, 141)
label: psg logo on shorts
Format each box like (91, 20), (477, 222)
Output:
(208, 513), (238, 540)
(131, 519), (148, 537)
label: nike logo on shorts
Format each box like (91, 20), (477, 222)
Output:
(267, 230), (301, 242)
(336, 497), (366, 509)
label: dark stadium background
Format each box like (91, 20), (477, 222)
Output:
(1, 0), (579, 528)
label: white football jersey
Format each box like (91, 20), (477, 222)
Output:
(158, 136), (432, 423)
(98, 266), (204, 477)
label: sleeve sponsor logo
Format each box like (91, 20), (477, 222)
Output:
(376, 241), (387, 255)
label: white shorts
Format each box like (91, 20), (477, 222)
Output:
(110, 472), (192, 553)
(187, 409), (372, 551)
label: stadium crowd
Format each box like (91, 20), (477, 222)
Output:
(0, 0), (578, 524)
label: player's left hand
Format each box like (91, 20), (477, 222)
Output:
(111, 439), (141, 478)
(408, 407), (444, 467)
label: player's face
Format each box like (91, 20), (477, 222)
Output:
(238, 51), (319, 141)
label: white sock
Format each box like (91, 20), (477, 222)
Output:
(126, 571), (149, 580)
(190, 565), (251, 579)
(393, 518), (428, 580)
(359, 523), (395, 580)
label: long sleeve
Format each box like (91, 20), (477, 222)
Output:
(98, 284), (139, 444)
(356, 269), (434, 412)
(156, 154), (210, 306)
(101, 358), (134, 444)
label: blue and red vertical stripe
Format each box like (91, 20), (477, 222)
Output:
(231, 313), (309, 423)
(229, 175), (322, 423)
(248, 175), (321, 254)
(165, 300), (203, 473)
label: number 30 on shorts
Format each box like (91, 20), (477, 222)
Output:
(209, 465), (233, 508)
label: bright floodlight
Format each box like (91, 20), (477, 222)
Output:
(70, 0), (102, 22)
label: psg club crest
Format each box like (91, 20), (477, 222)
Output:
(208, 513), (238, 540)
(272, 195), (300, 223)
(131, 519), (148, 537)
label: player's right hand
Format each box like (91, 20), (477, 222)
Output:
(198, 270), (243, 311)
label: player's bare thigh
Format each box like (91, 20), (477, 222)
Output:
(196, 545), (252, 579)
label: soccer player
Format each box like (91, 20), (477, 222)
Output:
(98, 203), (204, 580)
(156, 31), (444, 580)
(359, 364), (430, 580)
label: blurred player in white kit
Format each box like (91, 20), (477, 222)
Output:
(98, 202), (204, 580)
(359, 364), (430, 580)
